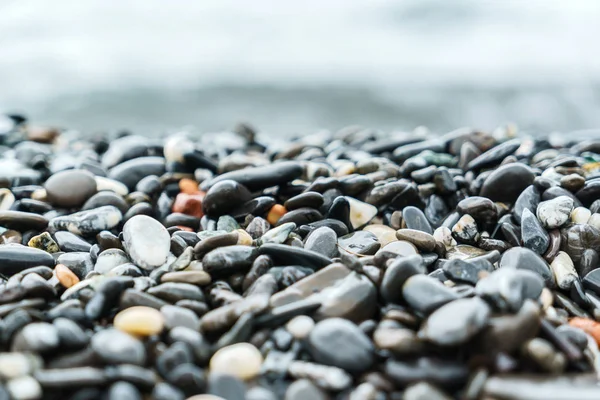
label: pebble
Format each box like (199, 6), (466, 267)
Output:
(49, 205), (122, 236)
(346, 196), (378, 229)
(209, 343), (263, 380)
(537, 196), (574, 229)
(479, 163), (535, 203)
(402, 206), (433, 234)
(286, 315), (315, 339)
(403, 274), (459, 314)
(521, 208), (550, 254)
(307, 318), (374, 373)
(123, 215), (171, 270)
(11, 323), (59, 353)
(44, 169), (97, 207)
(550, 251), (578, 290)
(114, 306), (165, 336)
(500, 247), (556, 288)
(0, 245), (55, 276)
(6, 375), (42, 400)
(396, 229), (437, 251)
(304, 226), (339, 258)
(91, 328), (146, 365)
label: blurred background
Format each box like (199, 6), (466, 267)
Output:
(1, 0), (600, 137)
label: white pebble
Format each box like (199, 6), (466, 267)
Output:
(588, 213), (600, 231)
(286, 316), (315, 339)
(537, 196), (574, 229)
(95, 176), (129, 196)
(7, 375), (42, 400)
(571, 207), (591, 224)
(550, 251), (578, 290)
(346, 196), (378, 229)
(0, 353), (39, 380)
(164, 135), (195, 164)
(123, 215), (171, 270)
(210, 342), (263, 380)
(433, 226), (456, 249)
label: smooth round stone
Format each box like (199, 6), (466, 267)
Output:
(560, 224), (600, 264)
(53, 231), (92, 252)
(49, 205), (123, 236)
(571, 207), (592, 224)
(476, 268), (544, 312)
(202, 161), (303, 192)
(588, 213), (600, 231)
(91, 328), (146, 365)
(381, 255), (426, 304)
(402, 206), (433, 234)
(285, 379), (328, 400)
(94, 248), (130, 274)
(276, 208), (323, 228)
(209, 343), (263, 380)
(0, 211), (48, 232)
(513, 185), (541, 225)
(114, 306), (165, 336)
(123, 215), (170, 270)
(338, 231), (380, 256)
(168, 363), (206, 396)
(101, 135), (151, 168)
(148, 282), (205, 303)
(419, 297), (490, 346)
(537, 196), (574, 229)
(467, 138), (521, 170)
(0, 245), (55, 276)
(0, 353), (39, 380)
(402, 274), (459, 314)
(108, 156), (166, 190)
(284, 192), (324, 211)
(11, 322), (59, 353)
(304, 227), (338, 258)
(346, 196), (378, 229)
(161, 271), (211, 286)
(45, 169), (97, 207)
(55, 264), (80, 288)
(576, 179), (600, 207)
(208, 374), (247, 400)
(363, 224), (398, 246)
(433, 226), (457, 248)
(500, 247), (555, 288)
(456, 196), (497, 224)
(95, 176), (129, 197)
(6, 375), (42, 400)
(307, 318), (374, 373)
(57, 252), (93, 279)
(0, 188), (15, 210)
(451, 214), (479, 244)
(521, 208), (550, 254)
(161, 305), (200, 330)
(377, 240), (419, 259)
(202, 180), (252, 218)
(442, 258), (493, 285)
(286, 315), (315, 339)
(82, 191), (129, 214)
(108, 381), (141, 400)
(396, 229), (436, 252)
(202, 245), (258, 275)
(479, 163), (535, 203)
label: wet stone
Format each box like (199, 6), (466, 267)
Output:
(537, 196), (574, 229)
(442, 258), (492, 285)
(338, 231), (380, 256)
(521, 208), (550, 254)
(479, 163), (535, 203)
(91, 328), (146, 365)
(451, 214), (479, 244)
(49, 205), (122, 236)
(304, 226), (339, 258)
(0, 245), (55, 276)
(45, 169), (97, 207)
(123, 214), (170, 270)
(402, 206), (433, 234)
(209, 342), (263, 381)
(513, 185), (541, 225)
(396, 229), (436, 252)
(550, 251), (578, 290)
(11, 322), (59, 353)
(402, 274), (460, 314)
(385, 357), (469, 389)
(53, 231), (92, 252)
(307, 318), (374, 373)
(560, 223), (600, 265)
(381, 255), (426, 304)
(0, 210), (48, 232)
(500, 247), (555, 288)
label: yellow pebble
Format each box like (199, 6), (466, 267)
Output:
(236, 229), (253, 246)
(209, 342), (263, 380)
(113, 306), (164, 336)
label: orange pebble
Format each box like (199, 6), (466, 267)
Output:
(569, 317), (600, 344)
(172, 193), (204, 218)
(267, 204), (287, 225)
(55, 264), (80, 288)
(179, 178), (200, 194)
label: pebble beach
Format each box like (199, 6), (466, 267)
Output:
(1, 114), (600, 399)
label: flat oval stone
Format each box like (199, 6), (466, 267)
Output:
(123, 215), (170, 270)
(285, 192), (324, 211)
(442, 258), (493, 285)
(108, 156), (166, 190)
(91, 328), (146, 365)
(402, 206), (433, 234)
(521, 208), (550, 254)
(95, 248), (130, 274)
(201, 161), (303, 192)
(0, 245), (55, 276)
(148, 282), (205, 303)
(403, 275), (460, 314)
(82, 191), (129, 214)
(304, 227), (338, 258)
(338, 231), (380, 256)
(467, 139), (521, 170)
(576, 179), (600, 207)
(480, 163), (535, 203)
(381, 255), (426, 304)
(114, 306), (165, 336)
(500, 247), (555, 288)
(202, 245), (258, 275)
(49, 205), (122, 236)
(307, 318), (374, 373)
(54, 231), (92, 252)
(202, 180), (252, 218)
(513, 185), (541, 225)
(209, 343), (263, 380)
(45, 169), (97, 207)
(11, 322), (60, 353)
(0, 210), (48, 231)
(259, 243), (332, 270)
(419, 297), (490, 346)
(396, 229), (436, 252)
(456, 196), (497, 224)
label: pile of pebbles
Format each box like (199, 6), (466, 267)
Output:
(2, 115), (600, 399)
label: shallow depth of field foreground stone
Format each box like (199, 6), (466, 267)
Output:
(1, 116), (600, 399)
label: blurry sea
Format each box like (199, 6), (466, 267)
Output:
(1, 0), (600, 137)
